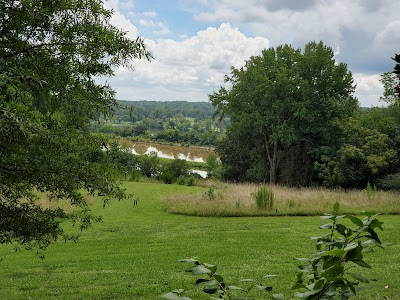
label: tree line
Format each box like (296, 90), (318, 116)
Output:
(90, 100), (229, 146)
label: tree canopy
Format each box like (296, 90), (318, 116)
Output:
(0, 0), (152, 249)
(211, 42), (358, 186)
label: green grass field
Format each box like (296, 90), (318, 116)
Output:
(0, 182), (399, 299)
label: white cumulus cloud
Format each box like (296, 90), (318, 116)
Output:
(109, 23), (269, 101)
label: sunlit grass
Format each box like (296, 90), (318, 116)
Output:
(0, 182), (399, 300)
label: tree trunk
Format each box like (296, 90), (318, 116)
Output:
(264, 133), (278, 185)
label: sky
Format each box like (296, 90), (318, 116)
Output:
(103, 0), (400, 107)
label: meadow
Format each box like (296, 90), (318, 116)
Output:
(0, 182), (399, 299)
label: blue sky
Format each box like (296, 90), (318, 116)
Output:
(104, 0), (400, 107)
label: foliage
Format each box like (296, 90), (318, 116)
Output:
(390, 54), (400, 100)
(164, 203), (385, 300)
(315, 117), (398, 188)
(206, 153), (222, 179)
(138, 154), (160, 178)
(0, 0), (151, 249)
(377, 173), (400, 190)
(163, 159), (190, 181)
(380, 72), (400, 105)
(293, 203), (384, 299)
(163, 258), (283, 300)
(161, 172), (175, 184)
(90, 100), (228, 147)
(211, 41), (357, 185)
(254, 185), (274, 210)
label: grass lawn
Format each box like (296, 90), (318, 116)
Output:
(0, 182), (399, 299)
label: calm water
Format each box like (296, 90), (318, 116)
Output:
(129, 142), (215, 178)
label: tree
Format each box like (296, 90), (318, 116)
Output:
(211, 42), (357, 185)
(0, 0), (152, 249)
(315, 118), (398, 188)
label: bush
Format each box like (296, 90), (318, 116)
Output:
(176, 175), (196, 186)
(160, 172), (174, 184)
(254, 185), (274, 210)
(128, 170), (142, 182)
(377, 173), (400, 190)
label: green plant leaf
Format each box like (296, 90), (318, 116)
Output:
(272, 294), (286, 300)
(213, 275), (224, 283)
(195, 279), (218, 286)
(240, 278), (256, 282)
(162, 292), (192, 300)
(320, 215), (335, 221)
(333, 202), (340, 212)
(344, 216), (364, 227)
(257, 285), (273, 291)
(367, 228), (381, 244)
(353, 259), (371, 268)
(319, 223), (333, 229)
(190, 265), (212, 275)
(263, 274), (279, 278)
(202, 288), (221, 294)
(179, 258), (199, 263)
(324, 249), (346, 257)
(226, 285), (244, 290)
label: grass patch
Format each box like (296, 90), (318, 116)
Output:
(162, 182), (400, 216)
(0, 182), (399, 299)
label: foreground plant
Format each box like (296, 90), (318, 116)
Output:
(164, 202), (385, 299)
(292, 202), (384, 299)
(163, 258), (283, 300)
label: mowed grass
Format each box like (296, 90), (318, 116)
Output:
(0, 182), (399, 299)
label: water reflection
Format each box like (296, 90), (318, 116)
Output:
(131, 144), (206, 162)
(130, 142), (211, 178)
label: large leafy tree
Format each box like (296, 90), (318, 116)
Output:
(0, 0), (152, 249)
(211, 42), (357, 185)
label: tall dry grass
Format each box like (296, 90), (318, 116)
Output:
(161, 182), (400, 216)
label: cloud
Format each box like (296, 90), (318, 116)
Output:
(353, 73), (386, 107)
(108, 23), (269, 101)
(103, 0), (139, 39)
(141, 11), (158, 18)
(138, 19), (171, 36)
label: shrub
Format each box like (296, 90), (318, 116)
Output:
(377, 173), (400, 190)
(254, 185), (274, 210)
(160, 172), (175, 184)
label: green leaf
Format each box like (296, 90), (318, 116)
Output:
(353, 259), (371, 268)
(272, 294), (286, 300)
(369, 219), (384, 231)
(226, 285), (244, 290)
(349, 273), (370, 283)
(195, 279), (218, 286)
(179, 258), (199, 263)
(257, 285), (273, 291)
(292, 283), (306, 290)
(321, 264), (344, 280)
(213, 275), (224, 283)
(240, 278), (256, 282)
(189, 265), (212, 275)
(333, 202), (340, 212)
(162, 292), (192, 300)
(324, 249), (346, 257)
(320, 215), (335, 221)
(344, 216), (364, 227)
(263, 274), (279, 278)
(367, 228), (381, 244)
(319, 223), (333, 229)
(202, 288), (221, 294)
